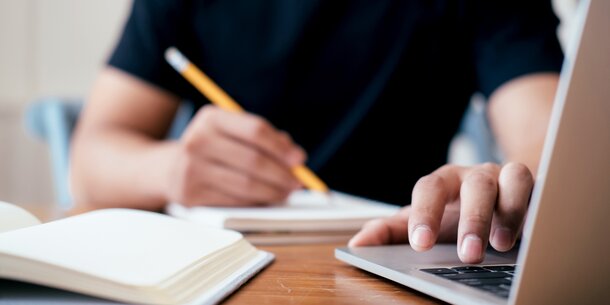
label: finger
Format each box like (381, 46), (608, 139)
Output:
(408, 165), (462, 251)
(490, 162), (533, 251)
(199, 132), (300, 192)
(458, 163), (501, 263)
(435, 202), (461, 242)
(277, 131), (308, 169)
(349, 209), (410, 247)
(203, 162), (291, 204)
(202, 106), (306, 166)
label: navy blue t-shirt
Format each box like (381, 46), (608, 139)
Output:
(108, 0), (563, 205)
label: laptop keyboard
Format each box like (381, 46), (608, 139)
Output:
(420, 265), (515, 298)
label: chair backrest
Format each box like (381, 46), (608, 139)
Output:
(24, 97), (193, 209)
(453, 94), (503, 165)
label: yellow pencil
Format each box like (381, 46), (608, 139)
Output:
(165, 47), (329, 194)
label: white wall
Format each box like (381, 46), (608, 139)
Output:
(0, 0), (131, 205)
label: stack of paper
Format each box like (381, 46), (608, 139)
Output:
(167, 191), (400, 245)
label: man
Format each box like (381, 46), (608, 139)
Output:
(70, 0), (563, 263)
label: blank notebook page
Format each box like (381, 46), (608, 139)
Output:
(173, 191), (399, 221)
(0, 209), (242, 286)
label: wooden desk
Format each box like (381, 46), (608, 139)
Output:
(226, 243), (443, 305)
(20, 203), (444, 305)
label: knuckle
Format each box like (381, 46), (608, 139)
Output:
(415, 174), (446, 191)
(183, 117), (215, 154)
(193, 105), (217, 126)
(278, 131), (292, 143)
(199, 104), (217, 118)
(182, 134), (200, 154)
(247, 117), (270, 139)
(437, 164), (456, 173)
(479, 162), (501, 173)
(182, 131), (212, 155)
(237, 174), (256, 190)
(502, 162), (533, 183)
(464, 213), (491, 226)
(243, 152), (265, 169)
(464, 171), (497, 189)
(364, 218), (387, 230)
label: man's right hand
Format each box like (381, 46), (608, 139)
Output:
(71, 68), (305, 211)
(166, 105), (306, 207)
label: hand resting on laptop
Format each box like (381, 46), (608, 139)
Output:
(349, 162), (533, 264)
(350, 73), (559, 264)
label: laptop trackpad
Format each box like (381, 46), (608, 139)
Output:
(336, 244), (519, 274)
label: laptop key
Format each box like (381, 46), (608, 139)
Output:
(480, 286), (511, 298)
(420, 268), (458, 275)
(483, 265), (515, 272)
(499, 284), (511, 290)
(456, 278), (512, 286)
(420, 266), (515, 299)
(440, 271), (511, 280)
(451, 266), (490, 273)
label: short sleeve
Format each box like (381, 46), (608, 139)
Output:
(107, 0), (192, 98)
(472, 0), (564, 97)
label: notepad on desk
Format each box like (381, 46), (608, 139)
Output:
(0, 202), (273, 305)
(166, 190), (400, 245)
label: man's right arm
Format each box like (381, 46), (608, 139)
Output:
(70, 67), (304, 213)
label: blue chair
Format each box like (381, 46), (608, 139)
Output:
(24, 97), (193, 209)
(454, 94), (503, 165)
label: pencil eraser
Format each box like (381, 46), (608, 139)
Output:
(165, 47), (188, 71)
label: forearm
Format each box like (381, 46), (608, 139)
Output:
(69, 68), (182, 212)
(488, 73), (560, 175)
(70, 128), (178, 211)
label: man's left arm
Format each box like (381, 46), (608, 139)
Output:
(348, 73), (558, 263)
(348, 1), (564, 263)
(488, 72), (559, 175)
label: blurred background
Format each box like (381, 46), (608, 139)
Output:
(0, 0), (579, 207)
(0, 1), (130, 205)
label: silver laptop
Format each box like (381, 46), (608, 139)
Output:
(335, 0), (610, 304)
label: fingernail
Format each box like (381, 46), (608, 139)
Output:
(493, 227), (513, 250)
(411, 225), (433, 250)
(460, 234), (483, 261)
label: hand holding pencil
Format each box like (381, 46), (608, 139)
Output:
(165, 47), (329, 205)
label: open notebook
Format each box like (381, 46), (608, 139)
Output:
(0, 201), (273, 305)
(166, 191), (400, 245)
